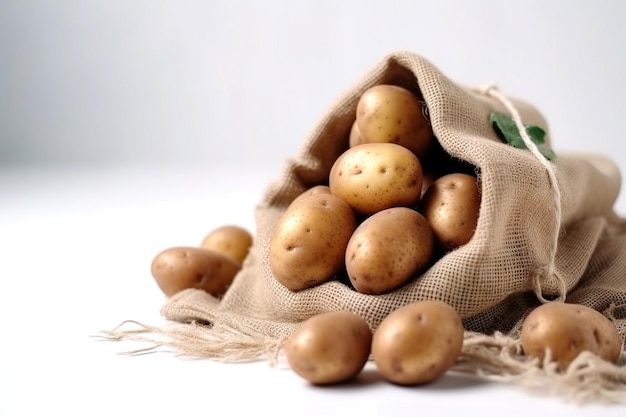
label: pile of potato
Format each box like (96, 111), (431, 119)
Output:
(286, 300), (622, 386)
(286, 300), (465, 386)
(269, 84), (481, 294)
(276, 85), (621, 386)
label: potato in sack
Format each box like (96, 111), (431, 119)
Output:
(355, 84), (433, 158)
(269, 193), (357, 291)
(329, 142), (423, 216)
(345, 207), (433, 295)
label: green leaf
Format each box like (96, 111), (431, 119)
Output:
(526, 125), (546, 144)
(490, 111), (555, 160)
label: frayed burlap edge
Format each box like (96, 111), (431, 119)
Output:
(97, 320), (626, 405)
(460, 332), (626, 405)
(96, 319), (286, 365)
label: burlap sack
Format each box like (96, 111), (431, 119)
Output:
(106, 51), (626, 402)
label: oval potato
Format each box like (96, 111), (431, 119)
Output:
(420, 169), (439, 198)
(269, 193), (357, 291)
(348, 120), (365, 148)
(286, 311), (372, 385)
(420, 173), (480, 252)
(521, 302), (621, 370)
(329, 142), (423, 216)
(372, 300), (464, 385)
(356, 84), (433, 158)
(200, 225), (253, 264)
(346, 207), (434, 295)
(151, 246), (241, 297)
(290, 185), (332, 208)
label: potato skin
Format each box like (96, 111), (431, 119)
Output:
(290, 185), (332, 207)
(345, 207), (434, 295)
(269, 193), (357, 291)
(372, 301), (464, 385)
(286, 311), (372, 385)
(419, 173), (480, 251)
(200, 225), (253, 264)
(348, 120), (365, 148)
(356, 84), (433, 158)
(151, 246), (241, 297)
(329, 142), (423, 216)
(420, 169), (439, 198)
(521, 302), (622, 370)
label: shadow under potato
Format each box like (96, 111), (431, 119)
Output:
(318, 367), (491, 391)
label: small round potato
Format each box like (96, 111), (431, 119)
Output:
(372, 300), (464, 385)
(285, 311), (372, 385)
(151, 246), (241, 297)
(269, 193), (357, 291)
(521, 302), (622, 370)
(420, 169), (439, 198)
(345, 207), (434, 295)
(356, 84), (433, 158)
(200, 225), (253, 264)
(348, 120), (365, 148)
(419, 173), (480, 252)
(329, 142), (423, 216)
(290, 185), (332, 207)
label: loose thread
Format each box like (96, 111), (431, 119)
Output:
(97, 319), (287, 366)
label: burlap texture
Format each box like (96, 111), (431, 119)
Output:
(105, 51), (626, 402)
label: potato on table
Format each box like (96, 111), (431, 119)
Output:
(201, 225), (253, 264)
(521, 302), (622, 370)
(372, 300), (464, 385)
(151, 246), (241, 297)
(285, 311), (372, 385)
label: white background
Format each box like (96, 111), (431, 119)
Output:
(1, 1), (626, 416)
(1, 1), (626, 175)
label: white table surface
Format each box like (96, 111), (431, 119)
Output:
(1, 165), (624, 417)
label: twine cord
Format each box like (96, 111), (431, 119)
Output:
(473, 84), (566, 302)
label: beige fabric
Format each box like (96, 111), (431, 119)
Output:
(105, 51), (626, 402)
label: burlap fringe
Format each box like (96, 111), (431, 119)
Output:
(460, 331), (626, 404)
(96, 321), (626, 404)
(97, 320), (285, 366)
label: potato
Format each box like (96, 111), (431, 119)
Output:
(345, 207), (433, 295)
(420, 169), (442, 198)
(348, 120), (365, 148)
(290, 185), (332, 207)
(269, 193), (357, 291)
(151, 246), (241, 297)
(285, 311), (372, 385)
(419, 173), (480, 251)
(200, 225), (253, 264)
(329, 142), (423, 216)
(372, 300), (464, 385)
(356, 84), (433, 158)
(521, 302), (622, 370)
